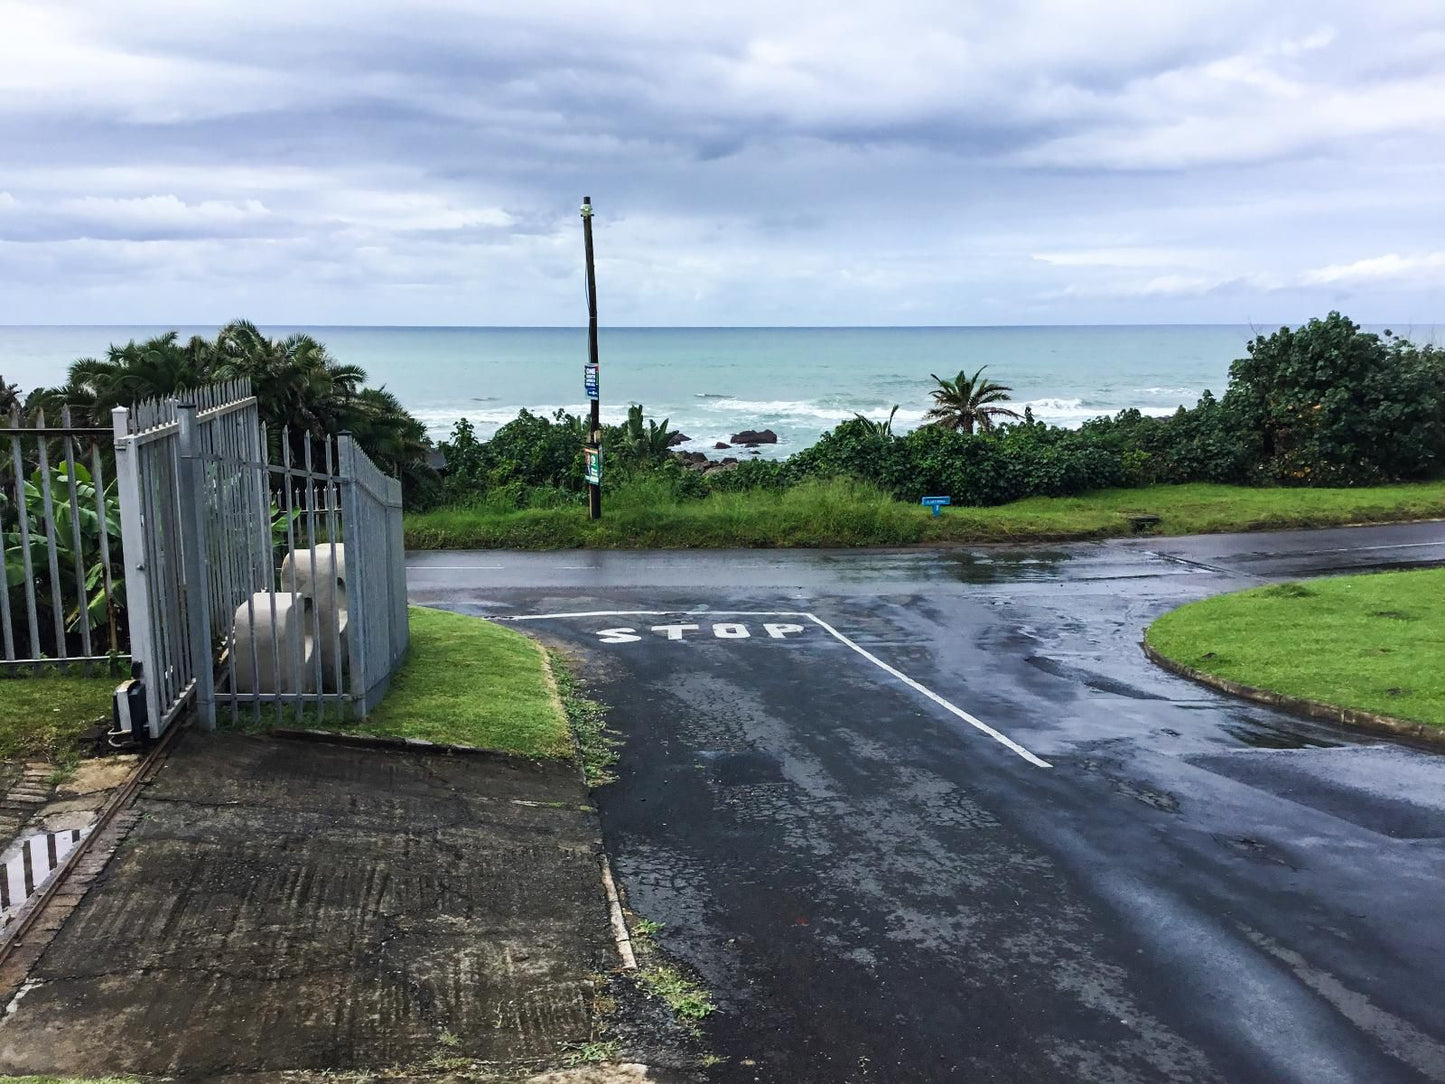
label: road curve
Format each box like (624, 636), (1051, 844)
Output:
(409, 521), (1445, 1083)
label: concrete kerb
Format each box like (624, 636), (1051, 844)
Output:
(267, 726), (558, 764)
(1141, 641), (1445, 748)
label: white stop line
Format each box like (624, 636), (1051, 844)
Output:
(509, 609), (1050, 769)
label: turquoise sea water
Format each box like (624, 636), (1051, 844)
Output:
(2, 324), (1437, 457)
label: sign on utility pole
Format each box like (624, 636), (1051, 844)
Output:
(581, 196), (602, 519)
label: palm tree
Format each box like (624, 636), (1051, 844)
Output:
(62, 332), (207, 423)
(0, 375), (19, 415)
(206, 320), (367, 439)
(41, 320), (436, 501)
(924, 366), (1021, 434)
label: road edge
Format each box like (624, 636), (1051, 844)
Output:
(1141, 641), (1445, 748)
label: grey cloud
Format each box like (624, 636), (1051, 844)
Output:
(0, 0), (1440, 324)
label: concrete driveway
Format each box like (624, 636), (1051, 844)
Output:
(409, 522), (1445, 1083)
(0, 732), (619, 1079)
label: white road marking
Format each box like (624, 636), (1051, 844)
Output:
(406, 564), (505, 569)
(511, 609), (812, 621)
(1280, 539), (1445, 555)
(597, 627), (643, 643)
(713, 622), (750, 638)
(507, 608), (1050, 768)
(804, 613), (1052, 769)
(652, 623), (700, 640)
(764, 623), (806, 639)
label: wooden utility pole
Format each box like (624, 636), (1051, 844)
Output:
(582, 196), (602, 519)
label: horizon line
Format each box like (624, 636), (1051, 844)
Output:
(2, 320), (1439, 331)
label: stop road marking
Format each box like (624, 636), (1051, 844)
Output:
(596, 622), (807, 644)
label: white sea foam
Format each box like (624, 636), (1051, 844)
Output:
(417, 394), (1184, 446)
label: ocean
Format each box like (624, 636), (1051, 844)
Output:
(2, 324), (1436, 457)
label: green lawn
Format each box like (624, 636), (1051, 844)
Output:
(1146, 568), (1445, 730)
(338, 605), (572, 757)
(0, 671), (115, 763)
(406, 479), (1445, 550)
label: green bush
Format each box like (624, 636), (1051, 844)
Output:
(704, 458), (794, 493)
(1078, 395), (1250, 486)
(1222, 313), (1445, 485)
(439, 410), (586, 503)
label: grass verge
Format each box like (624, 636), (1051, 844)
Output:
(549, 649), (620, 786)
(334, 605), (572, 756)
(406, 478), (1445, 550)
(1146, 568), (1445, 730)
(0, 670), (116, 764)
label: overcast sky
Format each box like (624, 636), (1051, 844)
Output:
(1, 0), (1442, 326)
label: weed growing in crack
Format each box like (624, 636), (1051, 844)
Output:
(563, 1039), (621, 1065)
(636, 964), (716, 1021)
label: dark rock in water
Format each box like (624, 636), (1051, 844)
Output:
(674, 450), (708, 467)
(730, 428), (778, 445)
(714, 441), (731, 450)
(667, 432), (691, 447)
(748, 448), (760, 455)
(721, 457), (739, 465)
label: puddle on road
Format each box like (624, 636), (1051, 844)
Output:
(1222, 718), (1348, 750)
(815, 550), (1073, 585)
(940, 551), (1074, 584)
(0, 825), (93, 927)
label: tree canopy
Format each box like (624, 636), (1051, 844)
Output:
(24, 321), (436, 501)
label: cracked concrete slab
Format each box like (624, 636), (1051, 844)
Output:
(0, 731), (617, 1078)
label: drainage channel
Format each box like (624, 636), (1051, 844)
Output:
(0, 826), (94, 924)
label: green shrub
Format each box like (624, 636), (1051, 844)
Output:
(704, 458), (794, 493)
(1222, 313), (1445, 485)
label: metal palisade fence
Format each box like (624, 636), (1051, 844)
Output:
(112, 378), (409, 737)
(1, 407), (123, 672)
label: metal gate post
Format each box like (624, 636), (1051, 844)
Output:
(337, 434), (369, 718)
(111, 406), (161, 734)
(177, 405), (216, 730)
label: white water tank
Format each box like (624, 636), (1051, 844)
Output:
(232, 593), (316, 695)
(281, 544), (348, 691)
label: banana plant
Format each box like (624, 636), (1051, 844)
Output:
(1, 461), (125, 642)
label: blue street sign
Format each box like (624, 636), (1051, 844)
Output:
(584, 364), (599, 400)
(921, 495), (951, 517)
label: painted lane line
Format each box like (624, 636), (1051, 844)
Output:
(509, 609), (813, 621)
(804, 613), (1052, 770)
(405, 564), (506, 569)
(507, 607), (1051, 770)
(1284, 539), (1445, 555)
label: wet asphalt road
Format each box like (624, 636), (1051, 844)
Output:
(409, 522), (1445, 1083)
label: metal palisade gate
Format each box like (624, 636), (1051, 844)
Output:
(1, 407), (124, 673)
(112, 379), (409, 737)
(338, 434), (408, 715)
